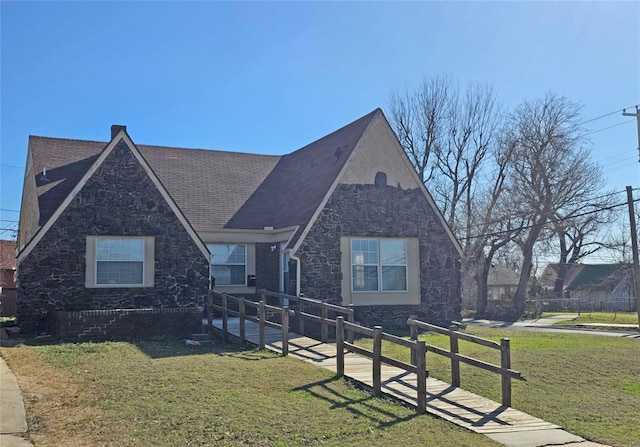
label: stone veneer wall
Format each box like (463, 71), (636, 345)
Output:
(255, 242), (280, 293)
(17, 140), (210, 335)
(296, 183), (461, 328)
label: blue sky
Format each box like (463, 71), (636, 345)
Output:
(1, 1), (639, 245)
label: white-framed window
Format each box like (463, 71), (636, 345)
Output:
(86, 236), (154, 288)
(208, 244), (246, 286)
(351, 239), (408, 292)
(96, 238), (145, 285)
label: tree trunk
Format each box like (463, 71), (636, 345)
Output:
(476, 257), (490, 318)
(553, 230), (569, 297)
(513, 220), (545, 316)
(553, 261), (569, 298)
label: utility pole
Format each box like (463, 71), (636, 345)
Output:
(622, 106), (640, 162)
(622, 107), (640, 328)
(626, 186), (640, 330)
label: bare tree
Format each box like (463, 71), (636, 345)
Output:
(550, 197), (618, 296)
(435, 83), (501, 233)
(464, 137), (527, 318)
(388, 77), (449, 185)
(389, 77), (509, 316)
(504, 93), (604, 315)
(388, 77), (502, 236)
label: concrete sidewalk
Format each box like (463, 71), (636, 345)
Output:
(464, 314), (640, 338)
(0, 356), (33, 447)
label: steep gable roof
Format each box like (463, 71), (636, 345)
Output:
(538, 263), (584, 288)
(25, 110), (378, 242)
(19, 130), (210, 263)
(29, 136), (105, 226)
(27, 136), (280, 231)
(226, 109), (378, 243)
(21, 109), (462, 256)
(566, 264), (631, 291)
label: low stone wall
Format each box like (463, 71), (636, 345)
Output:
(50, 307), (202, 342)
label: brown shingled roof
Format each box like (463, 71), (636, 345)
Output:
(29, 136), (105, 225)
(139, 145), (279, 230)
(226, 109), (378, 244)
(25, 109), (379, 240)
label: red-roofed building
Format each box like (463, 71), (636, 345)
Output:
(16, 110), (462, 337)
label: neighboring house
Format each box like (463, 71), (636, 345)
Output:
(0, 240), (17, 317)
(539, 263), (634, 311)
(487, 264), (520, 302)
(17, 109), (462, 336)
(537, 263), (584, 295)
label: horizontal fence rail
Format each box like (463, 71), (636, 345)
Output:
(407, 317), (525, 407)
(206, 290), (524, 411)
(336, 318), (428, 413)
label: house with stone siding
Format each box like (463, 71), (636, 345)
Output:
(17, 109), (462, 336)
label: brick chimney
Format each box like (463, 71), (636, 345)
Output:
(111, 124), (127, 139)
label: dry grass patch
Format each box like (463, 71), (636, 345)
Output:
(1, 341), (500, 447)
(0, 346), (120, 446)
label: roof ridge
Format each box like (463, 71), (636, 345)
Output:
(30, 135), (282, 158)
(137, 143), (281, 158)
(287, 109), (379, 156)
(30, 135), (108, 145)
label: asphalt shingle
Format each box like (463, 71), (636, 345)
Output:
(25, 109), (379, 244)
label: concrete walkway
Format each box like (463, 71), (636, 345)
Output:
(0, 356), (33, 447)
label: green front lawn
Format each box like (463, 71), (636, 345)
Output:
(1, 341), (499, 447)
(357, 328), (640, 447)
(550, 312), (638, 326)
(3, 328), (639, 447)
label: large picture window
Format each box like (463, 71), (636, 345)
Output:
(96, 237), (145, 285)
(208, 244), (246, 286)
(351, 239), (407, 292)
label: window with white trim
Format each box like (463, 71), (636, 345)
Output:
(351, 239), (407, 292)
(208, 244), (246, 286)
(96, 237), (145, 285)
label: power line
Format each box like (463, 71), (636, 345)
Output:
(461, 198), (640, 241)
(579, 104), (639, 125)
(470, 188), (635, 229)
(0, 164), (24, 169)
(583, 119), (635, 136)
(0, 209), (19, 213)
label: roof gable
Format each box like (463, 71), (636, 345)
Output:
(27, 136), (280, 232)
(18, 131), (210, 263)
(20, 109), (462, 257)
(566, 264), (632, 291)
(29, 136), (105, 226)
(488, 265), (520, 286)
(290, 109), (463, 256)
(225, 110), (378, 242)
(538, 263), (584, 288)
